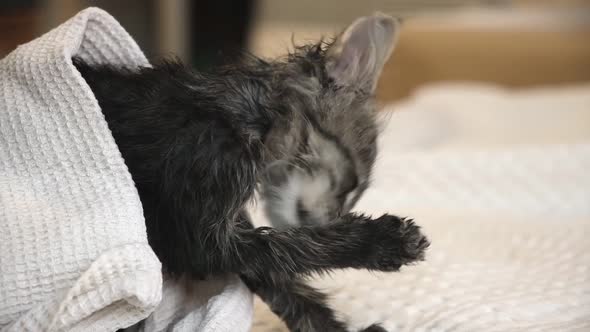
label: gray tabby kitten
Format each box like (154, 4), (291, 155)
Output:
(75, 13), (429, 332)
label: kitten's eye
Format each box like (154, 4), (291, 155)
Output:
(296, 199), (311, 222)
(329, 176), (336, 190)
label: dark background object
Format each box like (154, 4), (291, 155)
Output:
(0, 0), (257, 70)
(0, 0), (40, 57)
(188, 0), (256, 70)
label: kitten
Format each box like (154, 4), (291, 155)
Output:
(74, 13), (429, 332)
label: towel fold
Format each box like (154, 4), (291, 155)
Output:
(0, 7), (252, 332)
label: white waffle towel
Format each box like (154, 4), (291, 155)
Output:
(0, 7), (252, 332)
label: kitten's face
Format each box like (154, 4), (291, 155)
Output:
(261, 14), (398, 229)
(263, 119), (375, 228)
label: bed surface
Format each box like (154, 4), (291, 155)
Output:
(251, 82), (590, 331)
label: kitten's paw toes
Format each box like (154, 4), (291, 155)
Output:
(368, 214), (430, 271)
(397, 217), (430, 263)
(359, 323), (388, 332)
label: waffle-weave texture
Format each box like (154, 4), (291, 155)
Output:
(0, 7), (252, 332)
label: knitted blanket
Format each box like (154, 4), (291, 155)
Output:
(0, 7), (252, 332)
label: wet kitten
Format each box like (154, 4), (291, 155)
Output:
(75, 13), (429, 332)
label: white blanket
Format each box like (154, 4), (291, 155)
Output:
(0, 7), (252, 332)
(251, 83), (590, 331)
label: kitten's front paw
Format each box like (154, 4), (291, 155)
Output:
(366, 214), (430, 271)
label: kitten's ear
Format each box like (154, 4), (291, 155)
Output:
(326, 13), (399, 92)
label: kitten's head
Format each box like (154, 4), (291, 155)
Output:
(261, 13), (399, 229)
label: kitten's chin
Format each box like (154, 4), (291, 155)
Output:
(262, 197), (299, 230)
(264, 200), (333, 230)
(264, 210), (299, 230)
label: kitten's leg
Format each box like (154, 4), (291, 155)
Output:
(230, 213), (429, 285)
(243, 276), (387, 332)
(238, 213), (351, 331)
(238, 212), (388, 331)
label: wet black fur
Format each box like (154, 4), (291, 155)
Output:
(74, 43), (429, 332)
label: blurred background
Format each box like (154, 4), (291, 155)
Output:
(1, 0), (589, 102)
(2, 2), (590, 331)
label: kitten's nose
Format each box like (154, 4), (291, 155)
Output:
(296, 199), (311, 223)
